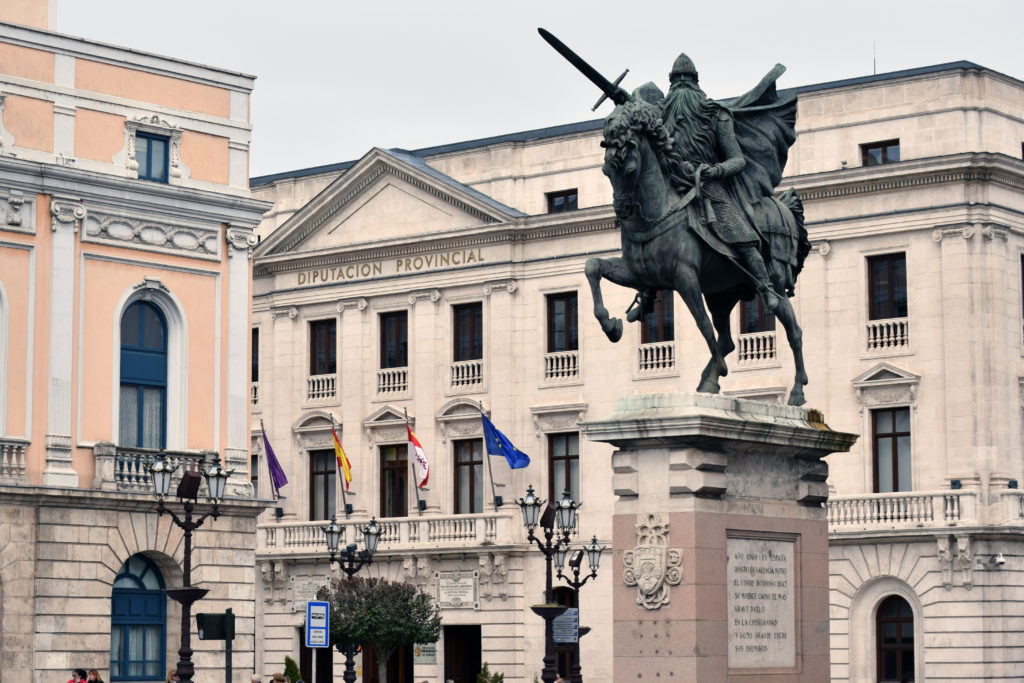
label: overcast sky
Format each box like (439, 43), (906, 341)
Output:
(57, 0), (1024, 179)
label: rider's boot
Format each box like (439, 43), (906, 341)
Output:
(626, 288), (657, 323)
(738, 246), (781, 311)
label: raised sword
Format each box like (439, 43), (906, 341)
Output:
(538, 28), (630, 107)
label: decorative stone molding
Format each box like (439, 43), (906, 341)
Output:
(6, 190), (23, 226)
(362, 406), (412, 448)
(408, 289), (442, 305)
(956, 534), (974, 590)
(932, 223), (978, 242)
(483, 280), (518, 296)
(335, 297), (368, 312)
(133, 277), (170, 297)
(811, 240), (831, 257)
(477, 553), (509, 600)
(82, 211), (219, 260)
(124, 114), (189, 180)
(261, 560), (287, 601)
(269, 306), (299, 321)
(936, 536), (953, 589)
(226, 226), (258, 258)
(530, 402), (587, 433)
(623, 512), (682, 609)
(437, 398), (484, 442)
(852, 363), (920, 414)
(0, 93), (14, 154)
(293, 412), (338, 450)
(1, 189), (33, 235)
(402, 555), (431, 590)
(50, 196), (85, 231)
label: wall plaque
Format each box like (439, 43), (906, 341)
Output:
(727, 536), (796, 669)
(435, 569), (480, 609)
(413, 642), (437, 664)
(292, 575), (328, 613)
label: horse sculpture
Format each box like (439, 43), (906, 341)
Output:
(585, 98), (811, 406)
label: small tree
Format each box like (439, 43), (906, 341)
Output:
(477, 662), (505, 683)
(318, 576), (441, 683)
(283, 656), (301, 682)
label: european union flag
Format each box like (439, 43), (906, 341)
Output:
(481, 412), (530, 469)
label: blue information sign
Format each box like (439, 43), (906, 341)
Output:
(305, 601), (330, 648)
(552, 607), (579, 644)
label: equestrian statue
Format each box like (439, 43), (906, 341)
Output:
(539, 29), (811, 406)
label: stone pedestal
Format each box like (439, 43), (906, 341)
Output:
(580, 393), (856, 683)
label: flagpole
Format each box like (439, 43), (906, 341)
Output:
(331, 414), (350, 519)
(481, 404), (503, 510)
(405, 408), (424, 516)
(260, 418), (278, 500)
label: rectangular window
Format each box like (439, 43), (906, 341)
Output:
(309, 319), (336, 375)
(309, 449), (336, 521)
(872, 407), (911, 493)
(739, 296), (776, 334)
(250, 452), (259, 498)
(251, 328), (259, 382)
(547, 189), (578, 213)
(453, 302), (483, 361)
(454, 439), (483, 514)
(868, 253), (908, 320)
(548, 432), (580, 502)
(380, 311), (409, 368)
(861, 139), (900, 166)
(547, 293), (578, 353)
(136, 132), (169, 183)
(641, 290), (675, 343)
(380, 444), (408, 518)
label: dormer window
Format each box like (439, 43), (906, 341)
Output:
(547, 189), (578, 213)
(861, 139), (900, 166)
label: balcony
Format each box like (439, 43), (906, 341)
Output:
(93, 443), (217, 493)
(450, 359), (484, 391)
(737, 331), (777, 366)
(306, 374), (337, 402)
(258, 512), (517, 557)
(827, 490), (977, 534)
(377, 367), (409, 396)
(544, 350), (580, 383)
(866, 317), (909, 352)
(637, 341), (675, 375)
(0, 436), (29, 483)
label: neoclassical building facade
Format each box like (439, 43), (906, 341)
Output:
(250, 61), (1024, 682)
(0, 3), (268, 681)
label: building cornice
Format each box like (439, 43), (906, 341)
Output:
(0, 483), (268, 517)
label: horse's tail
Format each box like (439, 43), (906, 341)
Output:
(778, 187), (810, 277)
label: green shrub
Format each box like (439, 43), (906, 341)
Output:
(477, 662), (504, 683)
(283, 655), (301, 682)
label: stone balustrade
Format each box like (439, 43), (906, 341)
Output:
(92, 442), (218, 493)
(866, 316), (909, 352)
(377, 367), (409, 395)
(737, 331), (777, 365)
(1001, 490), (1024, 524)
(544, 350), (579, 382)
(637, 341), (675, 374)
(450, 359), (484, 389)
(0, 436), (29, 483)
(258, 511), (517, 556)
(827, 490), (976, 532)
(306, 373), (337, 402)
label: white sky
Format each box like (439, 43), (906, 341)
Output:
(57, 0), (1024, 178)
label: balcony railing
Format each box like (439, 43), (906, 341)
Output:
(638, 341), (675, 374)
(377, 367), (409, 395)
(544, 350), (579, 382)
(867, 317), (909, 352)
(827, 490), (975, 532)
(251, 381), (259, 407)
(737, 331), (777, 365)
(0, 436), (29, 483)
(93, 443), (217, 493)
(450, 359), (484, 390)
(306, 374), (337, 402)
(258, 512), (515, 555)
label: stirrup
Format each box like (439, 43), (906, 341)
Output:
(758, 284), (781, 311)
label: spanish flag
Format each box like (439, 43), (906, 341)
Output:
(332, 426), (352, 491)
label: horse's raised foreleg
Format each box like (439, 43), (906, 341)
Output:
(674, 267), (726, 394)
(585, 257), (631, 343)
(703, 291), (740, 387)
(773, 296), (808, 406)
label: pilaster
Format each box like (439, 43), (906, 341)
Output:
(225, 225), (258, 498)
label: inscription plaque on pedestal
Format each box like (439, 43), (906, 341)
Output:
(727, 535), (796, 669)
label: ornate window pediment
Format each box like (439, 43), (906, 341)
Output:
(292, 411), (337, 450)
(852, 362), (920, 412)
(530, 402), (587, 433)
(362, 405), (411, 444)
(437, 398), (485, 442)
(125, 114), (189, 181)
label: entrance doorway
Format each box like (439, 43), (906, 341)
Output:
(444, 625), (482, 683)
(298, 630), (332, 683)
(362, 644), (413, 683)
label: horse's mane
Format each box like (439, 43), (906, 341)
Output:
(602, 100), (691, 194)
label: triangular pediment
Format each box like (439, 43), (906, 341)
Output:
(851, 362), (920, 387)
(257, 148), (524, 257)
(363, 405), (408, 427)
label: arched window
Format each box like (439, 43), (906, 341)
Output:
(120, 301), (167, 449)
(110, 554), (166, 680)
(877, 595), (914, 682)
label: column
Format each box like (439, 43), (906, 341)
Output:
(225, 226), (258, 497)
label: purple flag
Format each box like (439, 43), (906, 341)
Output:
(262, 425), (288, 498)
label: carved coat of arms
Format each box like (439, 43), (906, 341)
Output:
(623, 512), (682, 609)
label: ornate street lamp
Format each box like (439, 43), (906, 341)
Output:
(556, 536), (605, 683)
(518, 486), (573, 683)
(147, 456), (233, 683)
(323, 516), (383, 683)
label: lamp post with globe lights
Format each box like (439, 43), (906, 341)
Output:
(554, 535), (605, 683)
(147, 456), (232, 683)
(323, 517), (384, 683)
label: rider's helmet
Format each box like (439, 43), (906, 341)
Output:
(669, 53), (698, 83)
